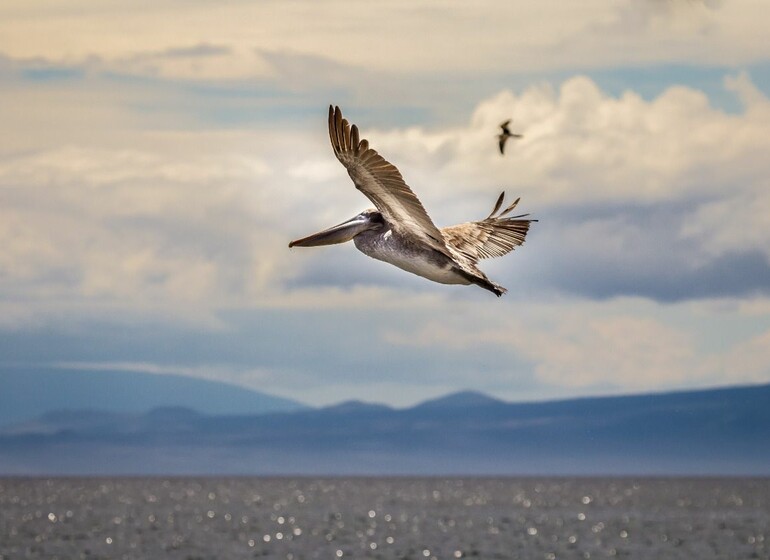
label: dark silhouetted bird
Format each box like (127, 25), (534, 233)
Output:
(498, 119), (523, 154)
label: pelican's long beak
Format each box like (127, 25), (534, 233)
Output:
(289, 214), (373, 248)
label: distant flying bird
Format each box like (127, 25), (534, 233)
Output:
(498, 119), (522, 154)
(288, 106), (536, 297)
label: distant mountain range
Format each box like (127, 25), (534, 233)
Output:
(0, 367), (307, 427)
(1, 382), (769, 476)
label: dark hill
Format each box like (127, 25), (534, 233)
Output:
(2, 383), (769, 476)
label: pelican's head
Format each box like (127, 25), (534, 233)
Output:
(289, 208), (384, 248)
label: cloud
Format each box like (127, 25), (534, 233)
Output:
(1, 1), (767, 78)
(382, 296), (770, 397)
(54, 360), (280, 389)
(722, 328), (770, 381)
(109, 43), (256, 81)
(516, 315), (705, 389)
(0, 138), (281, 327)
(524, 203), (770, 302)
(368, 74), (770, 206)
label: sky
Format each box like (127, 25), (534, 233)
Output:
(1, 0), (770, 408)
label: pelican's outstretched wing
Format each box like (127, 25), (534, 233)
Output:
(328, 105), (451, 257)
(441, 192), (535, 262)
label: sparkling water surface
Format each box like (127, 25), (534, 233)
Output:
(1, 477), (768, 559)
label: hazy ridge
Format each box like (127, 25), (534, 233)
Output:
(0, 367), (307, 427)
(1, 382), (768, 476)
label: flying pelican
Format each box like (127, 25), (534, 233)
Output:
(288, 106), (536, 297)
(498, 119), (522, 155)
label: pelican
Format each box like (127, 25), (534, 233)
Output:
(288, 106), (536, 297)
(498, 119), (522, 155)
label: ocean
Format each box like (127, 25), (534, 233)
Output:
(1, 477), (768, 559)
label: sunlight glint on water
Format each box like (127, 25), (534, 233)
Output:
(0, 477), (768, 559)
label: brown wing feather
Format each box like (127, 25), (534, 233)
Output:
(442, 192), (536, 263)
(328, 106), (451, 257)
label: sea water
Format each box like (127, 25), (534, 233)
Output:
(1, 477), (768, 559)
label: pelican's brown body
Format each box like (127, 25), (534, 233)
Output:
(289, 106), (536, 297)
